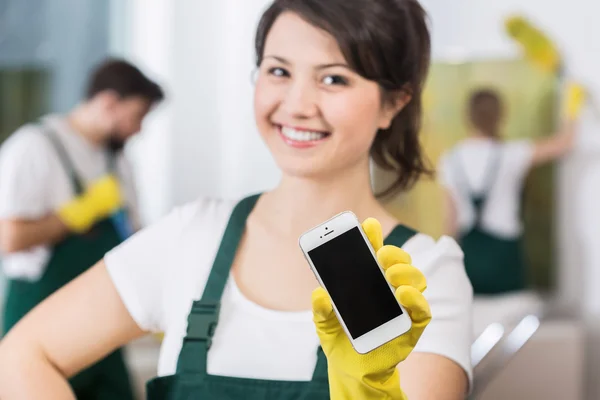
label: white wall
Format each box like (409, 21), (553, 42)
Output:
(170, 0), (281, 204)
(114, 0), (175, 225)
(423, 0), (600, 78)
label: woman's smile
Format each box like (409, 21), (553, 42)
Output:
(276, 124), (331, 148)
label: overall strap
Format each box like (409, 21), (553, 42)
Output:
(200, 195), (260, 302)
(479, 146), (503, 202)
(385, 224), (418, 247)
(106, 149), (120, 176)
(41, 123), (119, 195)
(312, 347), (329, 382)
(176, 194), (260, 375)
(453, 145), (503, 226)
(41, 125), (85, 195)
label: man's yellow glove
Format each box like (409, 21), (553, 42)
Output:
(312, 218), (431, 400)
(57, 175), (123, 233)
(504, 15), (561, 75)
(563, 82), (587, 120)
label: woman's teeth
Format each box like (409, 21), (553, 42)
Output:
(281, 126), (327, 142)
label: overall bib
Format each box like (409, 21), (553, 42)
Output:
(2, 126), (135, 400)
(146, 194), (417, 400)
(455, 148), (526, 295)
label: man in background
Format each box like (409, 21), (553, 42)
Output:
(0, 58), (164, 399)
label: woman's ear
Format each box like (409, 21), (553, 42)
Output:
(378, 88), (412, 130)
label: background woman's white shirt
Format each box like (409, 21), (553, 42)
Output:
(439, 138), (535, 238)
(104, 197), (473, 384)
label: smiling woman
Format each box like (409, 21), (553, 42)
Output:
(253, 3), (432, 194)
(0, 1), (472, 400)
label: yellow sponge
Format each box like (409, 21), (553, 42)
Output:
(505, 15), (561, 74)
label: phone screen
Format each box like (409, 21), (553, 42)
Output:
(307, 226), (403, 339)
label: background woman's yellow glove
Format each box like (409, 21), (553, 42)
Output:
(504, 15), (561, 74)
(562, 82), (587, 120)
(504, 15), (587, 124)
(311, 218), (431, 400)
(57, 175), (123, 233)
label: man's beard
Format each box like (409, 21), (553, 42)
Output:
(107, 135), (126, 153)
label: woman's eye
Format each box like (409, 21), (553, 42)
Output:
(268, 67), (290, 78)
(322, 75), (348, 86)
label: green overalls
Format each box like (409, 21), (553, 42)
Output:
(2, 126), (135, 400)
(454, 148), (526, 295)
(146, 194), (417, 400)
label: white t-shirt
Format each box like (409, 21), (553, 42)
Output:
(0, 114), (139, 280)
(105, 197), (473, 387)
(439, 138), (535, 238)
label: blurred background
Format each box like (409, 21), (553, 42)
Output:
(1, 0), (599, 399)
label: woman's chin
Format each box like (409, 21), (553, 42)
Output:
(273, 157), (332, 180)
(278, 164), (326, 179)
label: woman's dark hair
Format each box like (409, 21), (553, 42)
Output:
(255, 0), (432, 197)
(468, 88), (503, 138)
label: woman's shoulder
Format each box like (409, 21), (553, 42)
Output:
(176, 196), (238, 218)
(103, 196), (243, 333)
(400, 230), (474, 386)
(403, 231), (463, 259)
(385, 224), (467, 280)
(161, 196), (239, 231)
(402, 231), (467, 282)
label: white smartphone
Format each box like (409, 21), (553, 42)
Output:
(299, 211), (412, 354)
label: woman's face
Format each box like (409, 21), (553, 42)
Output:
(254, 12), (399, 179)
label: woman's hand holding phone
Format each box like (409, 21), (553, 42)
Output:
(311, 218), (431, 400)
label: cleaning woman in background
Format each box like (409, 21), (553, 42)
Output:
(0, 0), (472, 399)
(438, 85), (584, 294)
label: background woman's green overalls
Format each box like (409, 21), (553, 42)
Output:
(454, 147), (526, 294)
(2, 126), (135, 400)
(147, 194), (417, 400)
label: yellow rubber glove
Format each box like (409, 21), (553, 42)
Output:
(57, 175), (123, 233)
(504, 15), (561, 74)
(562, 82), (587, 120)
(312, 218), (431, 400)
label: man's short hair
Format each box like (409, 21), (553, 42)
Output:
(85, 58), (164, 104)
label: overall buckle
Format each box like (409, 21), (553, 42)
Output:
(185, 301), (220, 349)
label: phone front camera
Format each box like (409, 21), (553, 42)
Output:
(325, 227), (328, 230)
